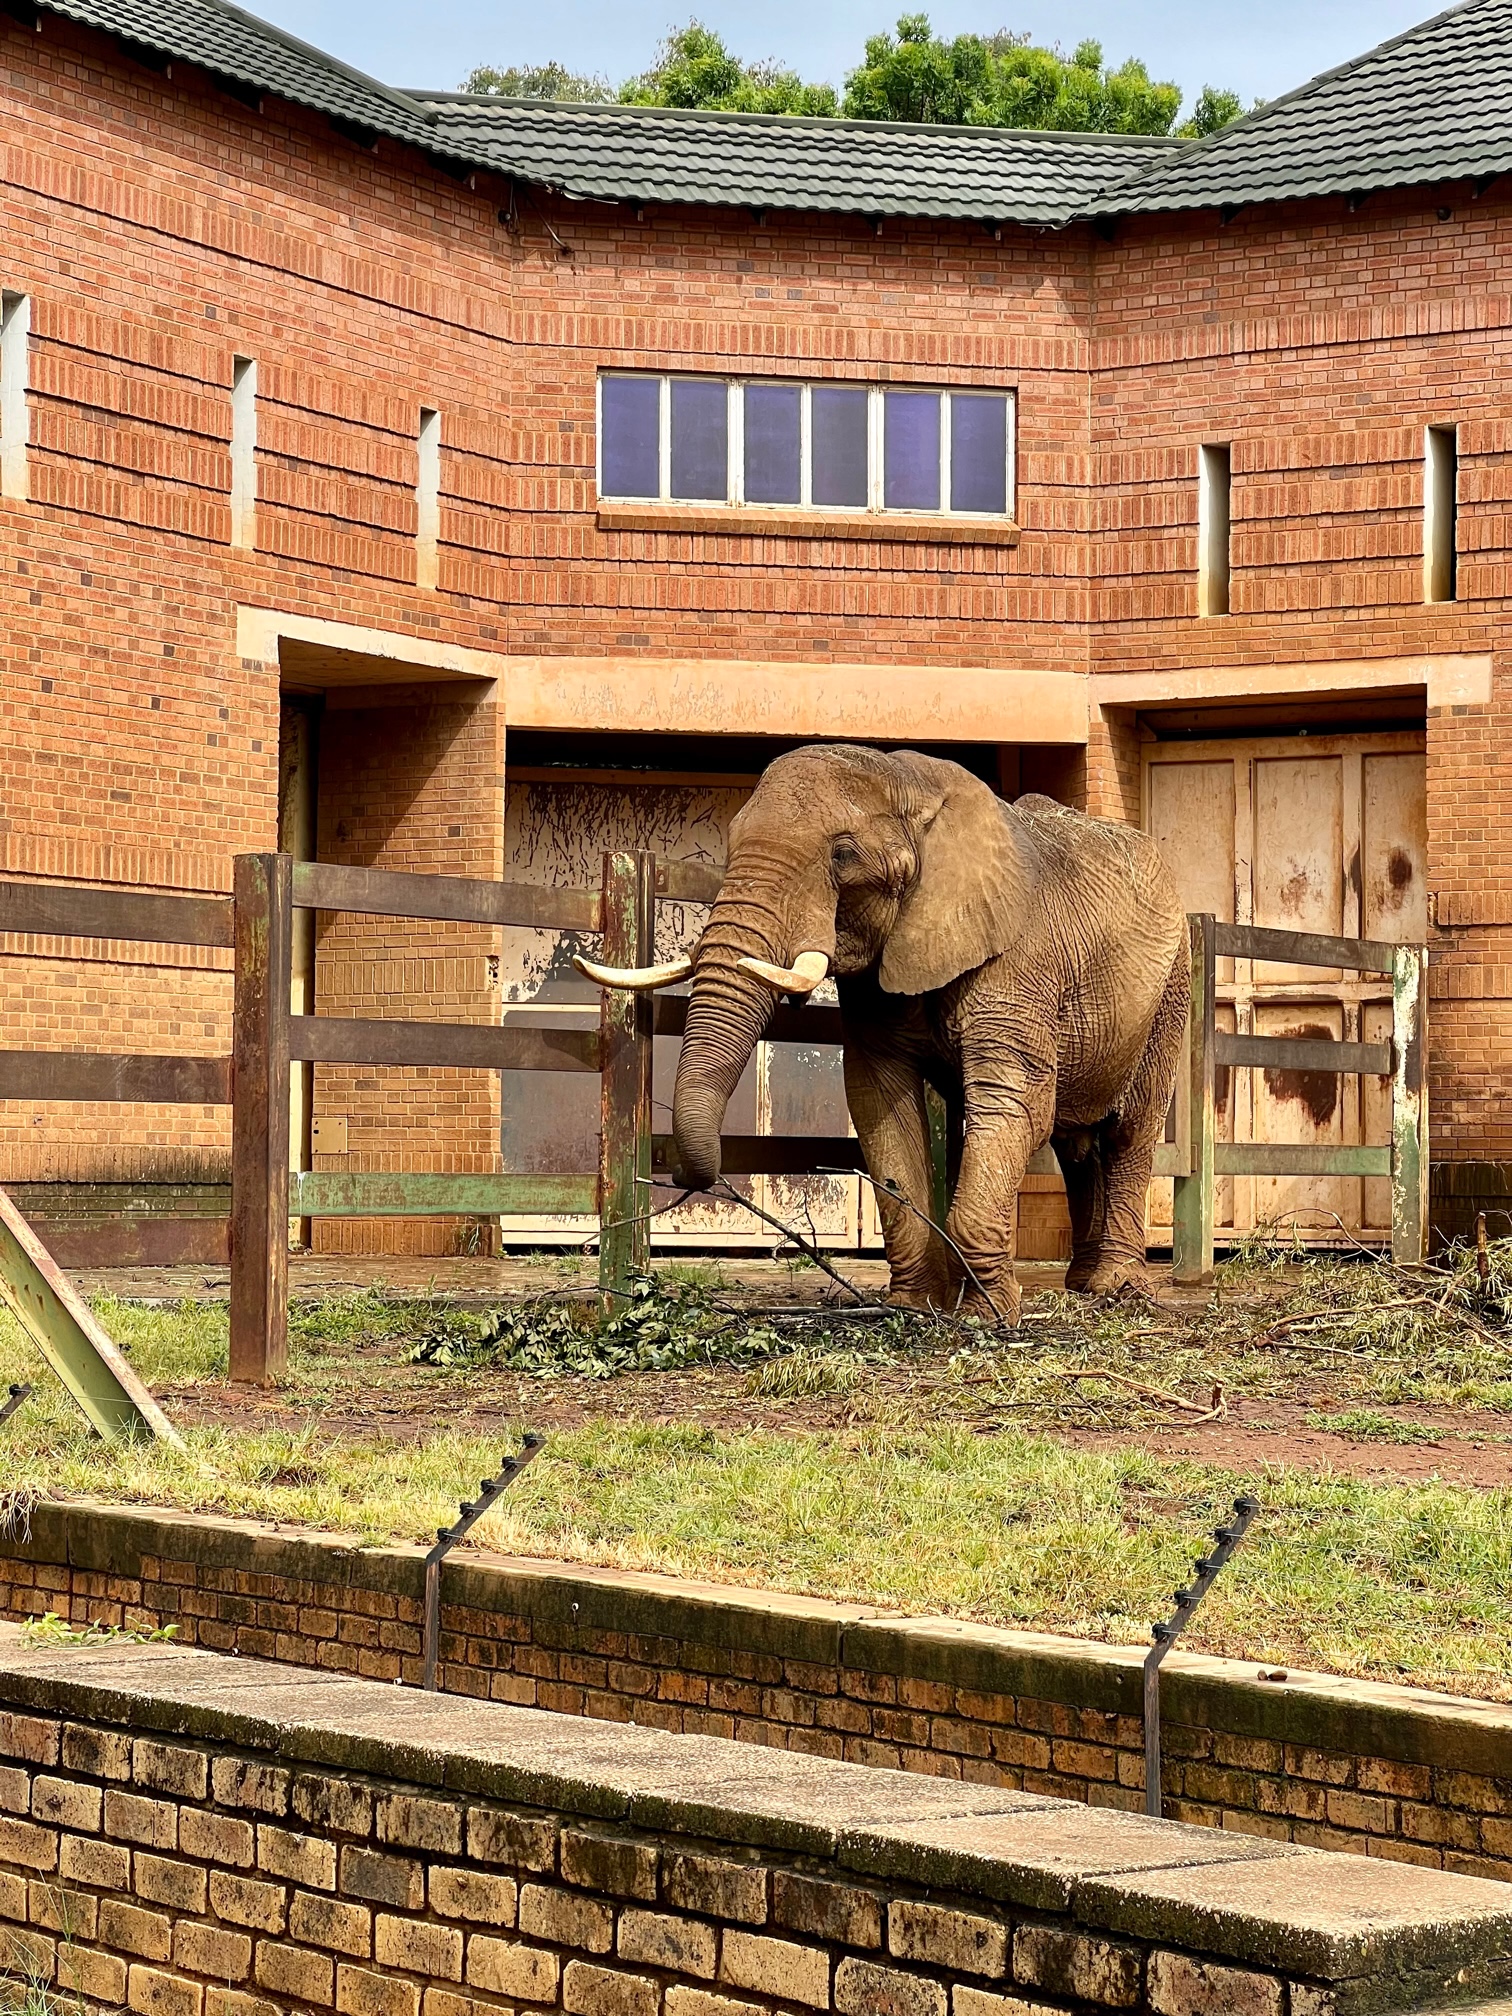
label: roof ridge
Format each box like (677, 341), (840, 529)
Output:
(414, 90), (1187, 148)
(1090, 0), (1498, 209)
(114, 0), (439, 126)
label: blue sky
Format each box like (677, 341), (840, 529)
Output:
(266, 0), (1436, 111)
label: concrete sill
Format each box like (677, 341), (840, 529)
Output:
(596, 504), (1021, 547)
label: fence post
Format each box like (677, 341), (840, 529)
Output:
(598, 850), (655, 1308)
(1171, 913), (1216, 1284)
(230, 853), (292, 1384)
(1391, 944), (1429, 1265)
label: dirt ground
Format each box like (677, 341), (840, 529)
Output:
(74, 1252), (1512, 1490)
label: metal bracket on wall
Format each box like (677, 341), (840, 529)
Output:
(0, 1381), (31, 1429)
(422, 1434), (546, 1690)
(1144, 1493), (1259, 1819)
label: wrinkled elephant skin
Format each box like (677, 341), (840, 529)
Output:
(670, 746), (1189, 1325)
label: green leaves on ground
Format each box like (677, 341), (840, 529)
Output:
(461, 15), (1249, 136)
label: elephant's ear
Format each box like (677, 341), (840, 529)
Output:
(880, 761), (1037, 995)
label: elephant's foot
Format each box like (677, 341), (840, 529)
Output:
(887, 1276), (959, 1317)
(1063, 1249), (1100, 1294)
(1076, 1255), (1154, 1300)
(960, 1276), (1021, 1328)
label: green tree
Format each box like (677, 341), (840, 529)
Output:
(617, 22), (838, 115)
(842, 16), (1236, 136)
(1177, 85), (1247, 137)
(462, 59), (612, 100)
(460, 16), (1246, 135)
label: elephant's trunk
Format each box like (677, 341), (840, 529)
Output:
(672, 890), (796, 1189)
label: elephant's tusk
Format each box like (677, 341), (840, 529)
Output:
(736, 950), (830, 994)
(573, 953), (694, 990)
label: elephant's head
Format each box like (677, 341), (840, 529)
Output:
(578, 745), (1036, 1191)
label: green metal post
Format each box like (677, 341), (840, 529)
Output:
(1171, 913), (1216, 1284)
(925, 1085), (950, 1231)
(1391, 943), (1428, 1265)
(598, 851), (655, 1308)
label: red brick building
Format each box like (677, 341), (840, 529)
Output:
(0, 0), (1505, 1255)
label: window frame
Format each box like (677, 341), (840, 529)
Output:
(595, 373), (1017, 521)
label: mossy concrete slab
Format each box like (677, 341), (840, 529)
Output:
(836, 1801), (1306, 1913)
(1078, 1852), (1512, 1979)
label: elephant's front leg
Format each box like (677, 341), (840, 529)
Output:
(948, 1052), (1057, 1326)
(843, 1039), (954, 1312)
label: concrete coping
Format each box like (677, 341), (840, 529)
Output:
(3, 1626), (1512, 1995)
(15, 1496), (1512, 1777)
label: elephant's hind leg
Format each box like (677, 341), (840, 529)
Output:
(1054, 1127), (1109, 1293)
(1076, 945), (1191, 1297)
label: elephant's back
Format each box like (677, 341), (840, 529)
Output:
(1012, 797), (1185, 955)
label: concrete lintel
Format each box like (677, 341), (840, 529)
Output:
(237, 608), (505, 688)
(503, 655), (1090, 745)
(1091, 652), (1493, 715)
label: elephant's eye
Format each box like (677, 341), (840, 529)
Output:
(831, 838), (859, 871)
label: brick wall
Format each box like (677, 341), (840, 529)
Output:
(3, 1503), (1509, 1887)
(4, 1633), (1510, 2016)
(9, 7), (1512, 1203)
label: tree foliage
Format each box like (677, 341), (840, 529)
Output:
(841, 16), (1184, 133)
(461, 15), (1247, 138)
(617, 22), (838, 115)
(462, 59), (612, 100)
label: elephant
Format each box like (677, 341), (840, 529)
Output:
(577, 745), (1190, 1323)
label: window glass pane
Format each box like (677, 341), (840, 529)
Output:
(811, 386), (869, 507)
(949, 393), (1008, 515)
(599, 377), (660, 498)
(884, 391), (941, 510)
(670, 379), (728, 500)
(743, 384), (801, 504)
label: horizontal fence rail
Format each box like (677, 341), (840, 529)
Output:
(1172, 912), (1427, 1281)
(293, 861), (601, 933)
(0, 1052), (231, 1104)
(0, 881), (234, 948)
(289, 1018), (600, 1073)
(290, 1172), (599, 1218)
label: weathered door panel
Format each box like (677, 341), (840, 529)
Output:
(1362, 753), (1428, 943)
(1252, 756), (1344, 983)
(1361, 998), (1395, 1230)
(1143, 730), (1425, 1249)
(1251, 999), (1352, 1231)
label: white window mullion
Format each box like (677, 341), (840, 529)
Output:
(800, 384), (812, 508)
(658, 377), (671, 502)
(1006, 391), (1017, 521)
(728, 379), (743, 505)
(869, 387), (883, 512)
(940, 392), (952, 518)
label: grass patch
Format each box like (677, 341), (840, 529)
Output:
(1305, 1409), (1446, 1445)
(2, 1243), (1511, 1699)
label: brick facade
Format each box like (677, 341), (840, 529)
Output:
(3, 1504), (1510, 1887)
(4, 7), (1512, 1230)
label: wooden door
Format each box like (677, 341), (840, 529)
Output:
(1143, 732), (1426, 1245)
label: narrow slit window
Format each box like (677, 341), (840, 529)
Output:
(230, 355), (257, 550)
(1, 292), (31, 503)
(1424, 424), (1457, 603)
(1197, 443), (1231, 617)
(417, 407), (441, 591)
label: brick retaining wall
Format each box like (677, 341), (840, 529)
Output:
(2, 1501), (1510, 1885)
(4, 1630), (1512, 2016)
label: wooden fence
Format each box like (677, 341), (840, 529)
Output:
(0, 869), (1429, 1389)
(1171, 914), (1428, 1282)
